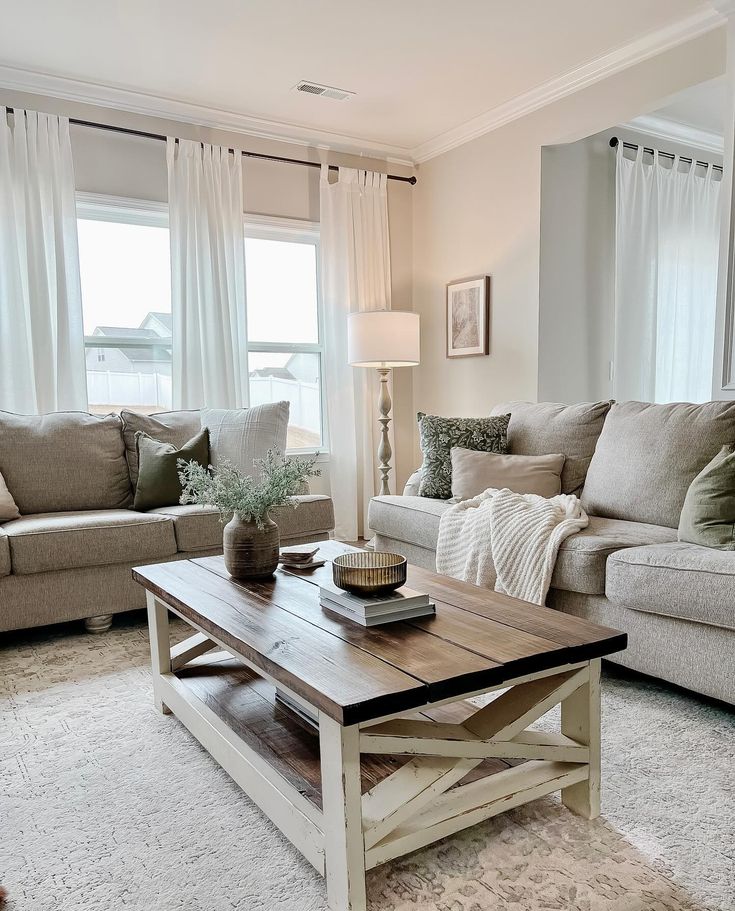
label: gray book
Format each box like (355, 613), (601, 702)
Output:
(320, 598), (436, 627)
(318, 581), (431, 616)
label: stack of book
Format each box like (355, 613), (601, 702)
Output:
(319, 580), (435, 627)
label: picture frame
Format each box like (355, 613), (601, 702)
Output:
(446, 275), (490, 358)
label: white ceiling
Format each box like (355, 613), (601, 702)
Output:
(0, 0), (723, 161)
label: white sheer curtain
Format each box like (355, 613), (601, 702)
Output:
(167, 138), (248, 409)
(320, 167), (392, 540)
(614, 144), (721, 403)
(0, 107), (87, 413)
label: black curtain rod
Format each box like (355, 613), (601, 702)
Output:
(4, 107), (417, 185)
(609, 136), (723, 174)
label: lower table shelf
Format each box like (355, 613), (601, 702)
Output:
(175, 651), (514, 812)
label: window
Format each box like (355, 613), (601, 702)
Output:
(244, 220), (325, 451)
(77, 198), (325, 452)
(77, 196), (172, 415)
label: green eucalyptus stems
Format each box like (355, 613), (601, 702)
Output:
(178, 449), (320, 530)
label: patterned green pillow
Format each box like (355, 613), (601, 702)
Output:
(417, 412), (510, 499)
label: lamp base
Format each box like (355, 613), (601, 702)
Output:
(377, 367), (392, 496)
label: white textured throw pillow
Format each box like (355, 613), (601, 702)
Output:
(201, 402), (290, 476)
(0, 470), (20, 522)
(450, 448), (566, 500)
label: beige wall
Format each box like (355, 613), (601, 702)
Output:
(0, 87), (416, 497)
(410, 27), (726, 466)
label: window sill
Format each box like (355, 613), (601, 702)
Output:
(286, 450), (330, 463)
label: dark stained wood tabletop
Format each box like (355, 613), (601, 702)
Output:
(133, 540), (626, 725)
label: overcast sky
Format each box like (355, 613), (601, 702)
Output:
(77, 220), (319, 350)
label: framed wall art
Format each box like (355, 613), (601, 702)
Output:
(446, 275), (490, 358)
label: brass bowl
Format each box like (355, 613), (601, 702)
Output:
(332, 551), (407, 596)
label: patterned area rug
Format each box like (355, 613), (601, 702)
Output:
(1, 614), (733, 911)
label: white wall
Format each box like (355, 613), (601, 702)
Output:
(538, 121), (724, 403)
(411, 27), (726, 465)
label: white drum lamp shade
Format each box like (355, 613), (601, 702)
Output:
(347, 310), (420, 367)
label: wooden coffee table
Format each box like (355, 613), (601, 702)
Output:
(133, 540), (626, 911)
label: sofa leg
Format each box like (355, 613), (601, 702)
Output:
(85, 614), (113, 634)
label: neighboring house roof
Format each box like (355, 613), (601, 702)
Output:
(147, 311), (172, 330)
(88, 312), (172, 372)
(250, 367), (295, 380)
(140, 311), (173, 335)
(122, 347), (172, 364)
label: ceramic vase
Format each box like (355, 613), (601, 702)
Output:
(223, 513), (280, 579)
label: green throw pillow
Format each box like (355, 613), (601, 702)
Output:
(678, 444), (735, 550)
(417, 412), (510, 499)
(134, 428), (210, 512)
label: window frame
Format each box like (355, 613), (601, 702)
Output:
(76, 192), (172, 364)
(75, 195), (327, 456)
(243, 214), (327, 455)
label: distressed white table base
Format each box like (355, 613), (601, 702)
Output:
(146, 592), (602, 911)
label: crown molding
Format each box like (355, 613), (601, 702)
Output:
(0, 62), (416, 167)
(622, 113), (724, 155)
(0, 5), (726, 171)
(411, 7), (726, 163)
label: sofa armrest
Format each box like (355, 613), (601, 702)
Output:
(272, 495), (335, 544)
(403, 468), (422, 497)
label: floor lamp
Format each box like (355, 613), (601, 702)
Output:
(347, 310), (421, 496)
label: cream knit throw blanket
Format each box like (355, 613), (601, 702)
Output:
(436, 488), (589, 605)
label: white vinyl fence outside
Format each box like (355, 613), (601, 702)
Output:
(249, 376), (321, 435)
(87, 370), (172, 409)
(86, 371), (321, 436)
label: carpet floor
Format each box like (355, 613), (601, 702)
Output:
(1, 614), (733, 911)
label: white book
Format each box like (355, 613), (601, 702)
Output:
(318, 581), (431, 616)
(320, 598), (435, 627)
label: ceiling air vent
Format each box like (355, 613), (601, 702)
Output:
(294, 81), (354, 101)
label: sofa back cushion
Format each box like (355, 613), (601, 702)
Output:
(0, 411), (132, 514)
(201, 402), (290, 474)
(490, 401), (612, 494)
(581, 401), (735, 528)
(121, 409), (201, 488)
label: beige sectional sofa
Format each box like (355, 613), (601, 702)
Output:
(369, 400), (735, 705)
(0, 409), (334, 633)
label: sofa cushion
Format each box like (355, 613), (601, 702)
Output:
(151, 495), (334, 552)
(403, 469), (422, 497)
(0, 411), (132, 514)
(678, 444), (735, 550)
(581, 401), (735, 528)
(369, 499), (674, 595)
(5, 510), (177, 575)
(0, 529), (10, 578)
(368, 495), (452, 551)
(490, 401), (612, 494)
(270, 495), (335, 543)
(552, 517), (677, 595)
(134, 428), (209, 511)
(121, 409), (201, 488)
(450, 448), (565, 500)
(606, 542), (735, 631)
(417, 413), (510, 499)
(202, 403), (290, 473)
(150, 505), (222, 552)
(0, 470), (20, 522)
